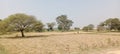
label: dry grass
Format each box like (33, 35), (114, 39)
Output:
(0, 44), (7, 54)
(0, 32), (120, 54)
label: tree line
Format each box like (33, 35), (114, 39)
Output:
(0, 13), (73, 37)
(82, 18), (120, 32)
(0, 13), (120, 37)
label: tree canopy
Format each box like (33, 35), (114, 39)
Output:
(101, 18), (120, 31)
(56, 15), (73, 31)
(82, 24), (94, 31)
(47, 22), (55, 31)
(4, 13), (43, 37)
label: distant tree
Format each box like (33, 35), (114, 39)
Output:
(82, 24), (94, 31)
(0, 18), (14, 34)
(99, 22), (105, 26)
(74, 27), (80, 30)
(47, 22), (55, 31)
(97, 25), (106, 32)
(97, 22), (108, 32)
(56, 15), (73, 31)
(82, 26), (89, 31)
(87, 24), (94, 30)
(58, 24), (62, 31)
(103, 18), (120, 31)
(32, 21), (44, 32)
(5, 13), (43, 37)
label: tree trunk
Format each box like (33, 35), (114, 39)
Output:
(20, 30), (25, 37)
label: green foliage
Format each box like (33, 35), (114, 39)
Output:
(82, 26), (89, 31)
(74, 27), (80, 30)
(0, 21), (5, 34)
(32, 21), (44, 32)
(47, 22), (55, 31)
(56, 15), (73, 31)
(97, 25), (106, 32)
(82, 24), (94, 31)
(100, 18), (120, 31)
(57, 25), (62, 31)
(88, 24), (94, 30)
(24, 21), (44, 32)
(7, 13), (37, 30)
(1, 13), (43, 37)
(0, 21), (12, 34)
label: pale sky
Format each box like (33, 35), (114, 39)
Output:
(0, 0), (120, 28)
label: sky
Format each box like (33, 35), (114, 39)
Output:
(0, 0), (120, 28)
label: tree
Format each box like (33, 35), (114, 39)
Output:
(56, 15), (73, 31)
(0, 19), (14, 34)
(74, 27), (80, 30)
(47, 22), (55, 31)
(33, 21), (44, 32)
(5, 13), (42, 37)
(103, 18), (120, 31)
(87, 24), (94, 30)
(97, 22), (108, 32)
(82, 24), (94, 31)
(97, 25), (106, 32)
(82, 26), (89, 31)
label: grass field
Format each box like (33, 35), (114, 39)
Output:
(0, 44), (7, 54)
(0, 32), (120, 54)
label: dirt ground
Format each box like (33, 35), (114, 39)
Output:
(0, 32), (120, 54)
(106, 50), (120, 54)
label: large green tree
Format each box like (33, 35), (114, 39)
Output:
(56, 15), (73, 31)
(103, 18), (120, 31)
(5, 13), (43, 37)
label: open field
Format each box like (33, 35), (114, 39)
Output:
(0, 32), (120, 54)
